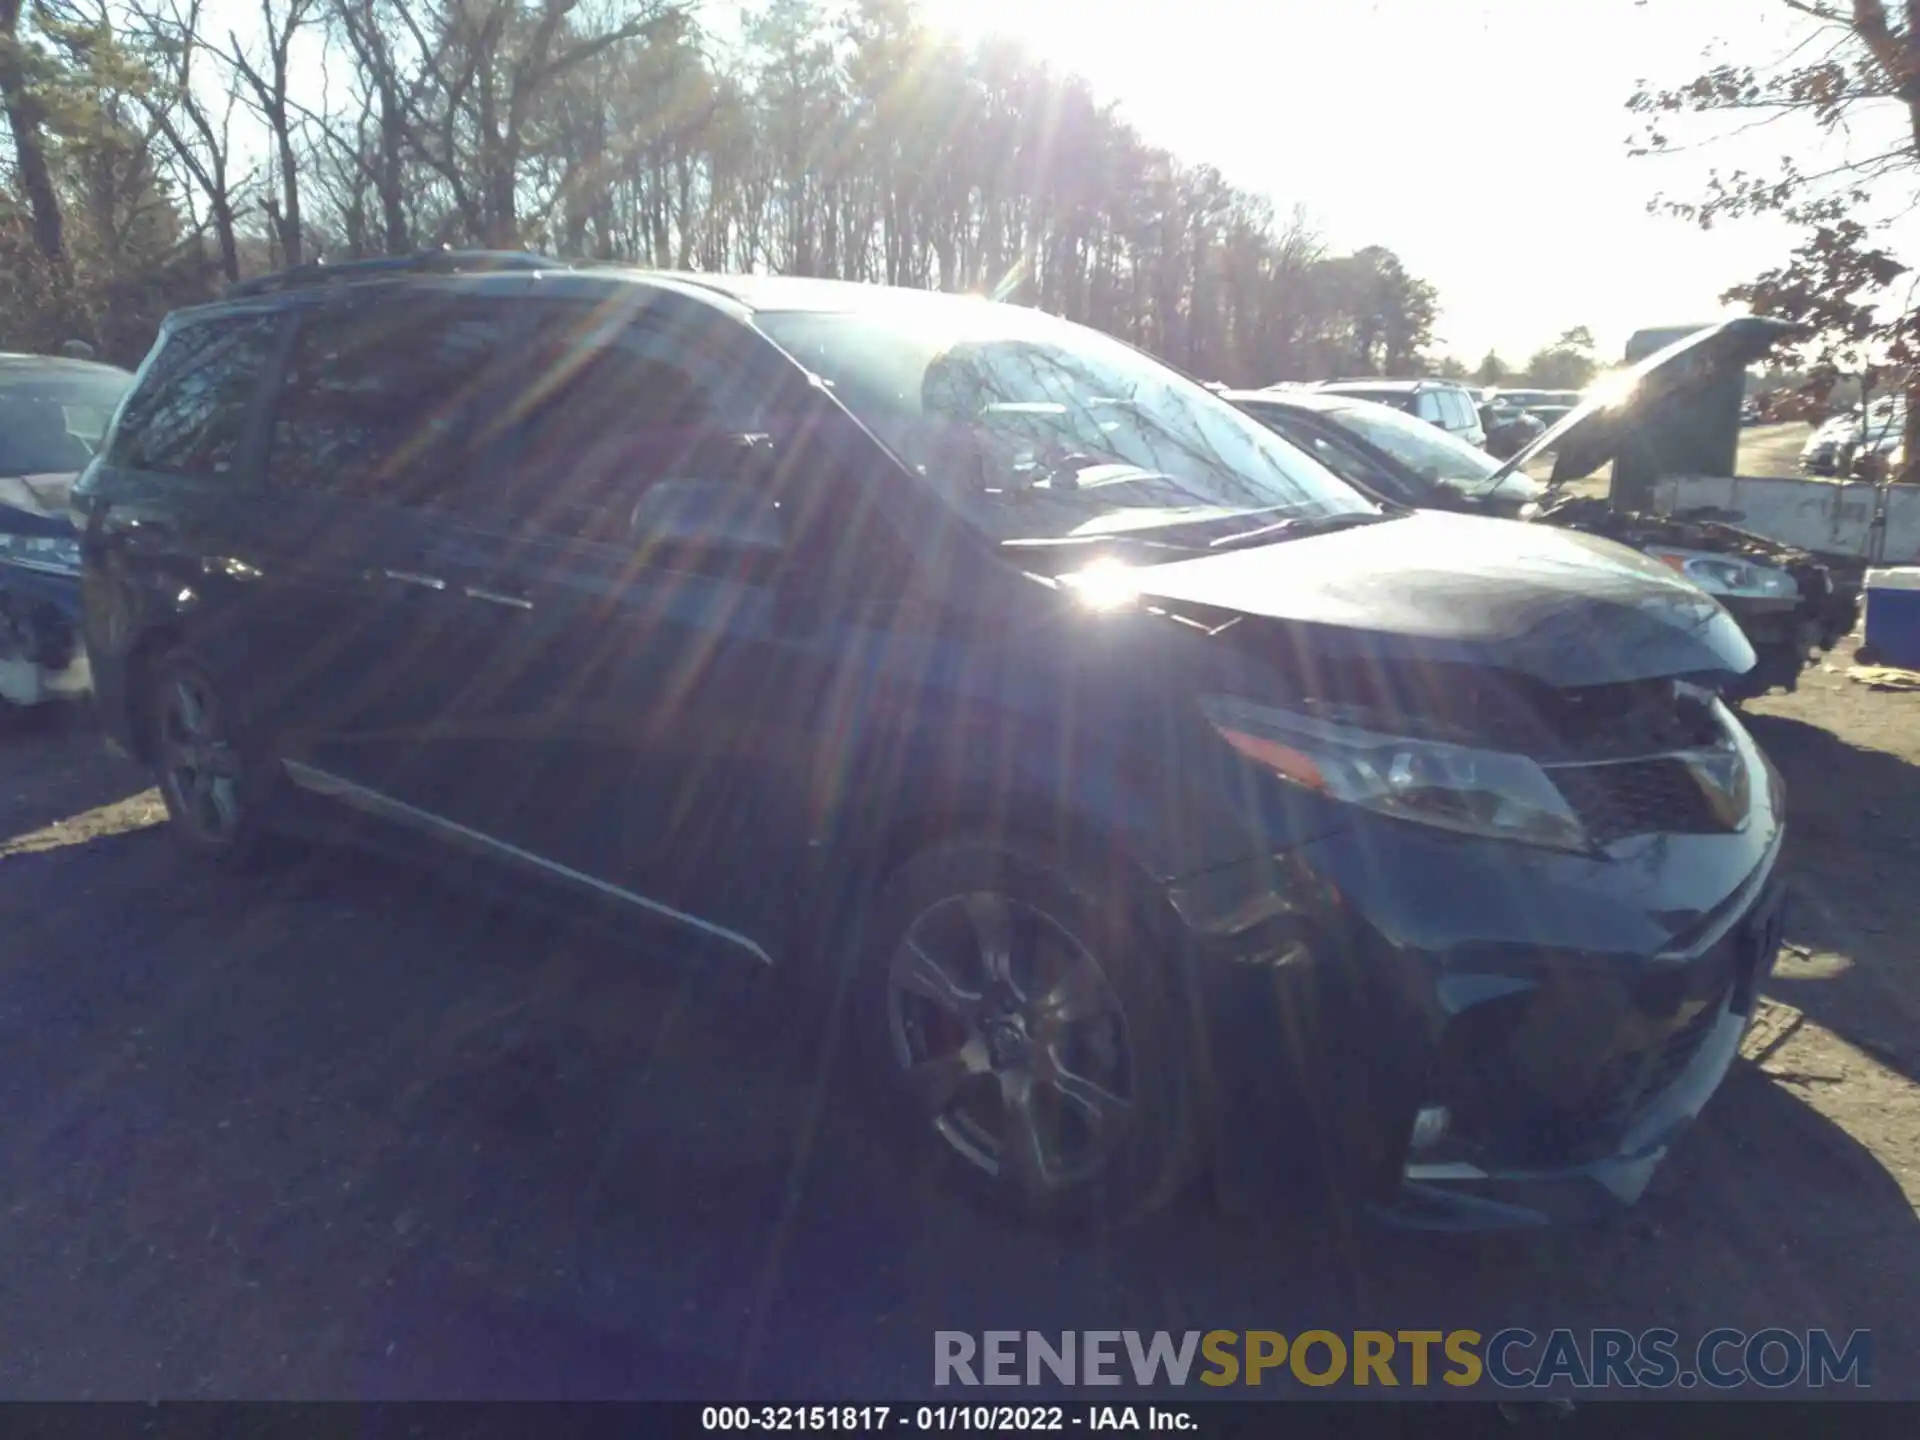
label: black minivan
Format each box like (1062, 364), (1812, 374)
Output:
(75, 254), (1786, 1230)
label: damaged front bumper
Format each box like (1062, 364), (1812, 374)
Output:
(1180, 722), (1786, 1232)
(0, 559), (89, 708)
(1378, 870), (1785, 1231)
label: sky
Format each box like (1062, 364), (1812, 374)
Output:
(906, 0), (1917, 366)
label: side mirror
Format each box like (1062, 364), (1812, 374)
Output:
(629, 477), (789, 554)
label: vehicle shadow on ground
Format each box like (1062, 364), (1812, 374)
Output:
(1744, 711), (1920, 1086)
(320, 928), (1920, 1398)
(1, 808), (1912, 1398)
(0, 710), (155, 839)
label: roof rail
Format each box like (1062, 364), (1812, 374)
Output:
(224, 248), (566, 300)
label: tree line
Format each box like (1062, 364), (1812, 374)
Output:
(0, 0), (1451, 382)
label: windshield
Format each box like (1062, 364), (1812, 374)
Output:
(755, 299), (1376, 547)
(0, 369), (130, 478)
(1315, 397), (1504, 493)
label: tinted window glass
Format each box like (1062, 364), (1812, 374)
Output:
(0, 367), (132, 477)
(107, 315), (278, 477)
(267, 301), (513, 505)
(1438, 391), (1474, 430)
(1412, 391), (1444, 423)
(491, 306), (794, 545)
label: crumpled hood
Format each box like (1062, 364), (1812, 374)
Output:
(1126, 510), (1755, 688)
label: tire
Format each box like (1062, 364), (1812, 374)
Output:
(144, 649), (283, 867)
(851, 839), (1198, 1228)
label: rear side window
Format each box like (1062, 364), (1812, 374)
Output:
(266, 299), (515, 506)
(107, 314), (279, 477)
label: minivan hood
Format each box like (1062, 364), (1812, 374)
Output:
(1496, 316), (1801, 487)
(1124, 511), (1754, 688)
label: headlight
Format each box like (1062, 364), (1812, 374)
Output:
(1200, 695), (1588, 852)
(0, 531), (81, 576)
(1644, 546), (1798, 599)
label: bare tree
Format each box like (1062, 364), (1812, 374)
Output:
(220, 0), (313, 264)
(127, 0), (245, 279)
(398, 0), (686, 249)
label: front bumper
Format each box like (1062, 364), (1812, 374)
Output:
(0, 565), (88, 707)
(1174, 723), (1786, 1230)
(1377, 868), (1784, 1230)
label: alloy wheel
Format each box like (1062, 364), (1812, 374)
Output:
(885, 890), (1135, 1195)
(156, 672), (245, 847)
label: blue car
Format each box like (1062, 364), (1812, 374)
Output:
(0, 353), (133, 714)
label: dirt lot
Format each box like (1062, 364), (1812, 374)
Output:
(0, 623), (1914, 1400)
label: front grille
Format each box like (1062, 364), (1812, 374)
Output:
(1550, 758), (1725, 846)
(1524, 677), (1723, 758)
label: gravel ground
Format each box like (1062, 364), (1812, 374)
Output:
(0, 615), (1912, 1401)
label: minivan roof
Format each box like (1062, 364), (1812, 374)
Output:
(193, 250), (1007, 322)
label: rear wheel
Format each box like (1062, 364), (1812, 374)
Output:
(855, 842), (1197, 1227)
(146, 651), (281, 865)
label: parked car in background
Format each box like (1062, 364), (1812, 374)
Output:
(76, 251), (1784, 1232)
(1519, 390), (1585, 429)
(1478, 400), (1547, 459)
(0, 352), (132, 715)
(1845, 398), (1907, 479)
(1231, 352), (1855, 702)
(1311, 377), (1487, 449)
(1799, 411), (1859, 475)
(1501, 318), (1861, 698)
(1740, 397), (1762, 426)
(1230, 388), (1544, 517)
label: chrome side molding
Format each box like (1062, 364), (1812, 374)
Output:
(281, 758), (774, 966)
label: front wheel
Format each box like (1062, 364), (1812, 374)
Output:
(146, 650), (281, 866)
(855, 842), (1198, 1228)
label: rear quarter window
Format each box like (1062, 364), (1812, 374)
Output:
(106, 313), (280, 478)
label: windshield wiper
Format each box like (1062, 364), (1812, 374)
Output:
(1207, 510), (1397, 551)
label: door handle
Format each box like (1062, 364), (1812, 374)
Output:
(463, 585), (533, 611)
(378, 568), (447, 591)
